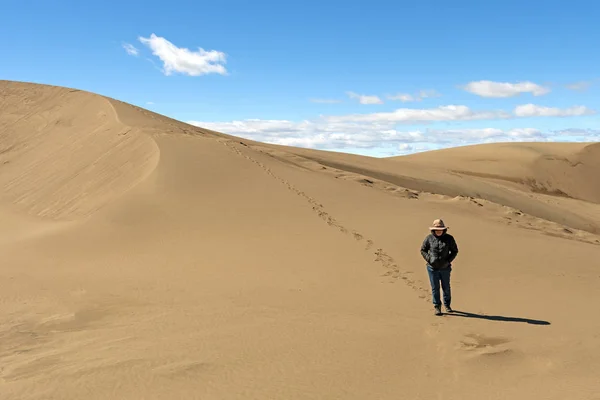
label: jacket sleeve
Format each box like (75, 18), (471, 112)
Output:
(420, 236), (430, 262)
(448, 236), (459, 262)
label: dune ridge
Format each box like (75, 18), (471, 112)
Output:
(0, 80), (160, 220)
(259, 141), (600, 237)
(1, 80), (600, 400)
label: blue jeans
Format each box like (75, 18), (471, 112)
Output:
(427, 266), (451, 307)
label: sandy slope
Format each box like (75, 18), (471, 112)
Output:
(1, 81), (600, 399)
(0, 81), (159, 220)
(273, 141), (600, 237)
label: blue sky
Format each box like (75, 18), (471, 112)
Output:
(2, 0), (599, 156)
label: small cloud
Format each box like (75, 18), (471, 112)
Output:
(310, 98), (343, 104)
(513, 104), (596, 117)
(138, 33), (227, 76)
(554, 128), (600, 136)
(328, 105), (510, 123)
(146, 101), (155, 105)
(387, 93), (415, 102)
(418, 89), (441, 99)
(346, 91), (384, 105)
(122, 43), (139, 56)
(565, 81), (593, 91)
(462, 80), (550, 98)
(388, 89), (442, 102)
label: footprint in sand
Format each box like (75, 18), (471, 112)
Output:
(223, 140), (429, 298)
(460, 333), (510, 349)
(459, 333), (515, 358)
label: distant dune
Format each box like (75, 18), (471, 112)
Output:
(273, 141), (600, 235)
(1, 80), (599, 400)
(395, 141), (600, 203)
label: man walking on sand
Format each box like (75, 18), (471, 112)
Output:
(420, 219), (459, 316)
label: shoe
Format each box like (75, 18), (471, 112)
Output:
(434, 306), (442, 316)
(444, 305), (453, 313)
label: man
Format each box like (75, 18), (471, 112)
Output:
(420, 219), (459, 316)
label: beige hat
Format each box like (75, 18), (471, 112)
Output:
(429, 218), (448, 231)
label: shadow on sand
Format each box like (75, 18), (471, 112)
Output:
(446, 310), (551, 325)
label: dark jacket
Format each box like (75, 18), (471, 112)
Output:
(420, 232), (458, 270)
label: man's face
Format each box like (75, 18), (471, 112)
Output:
(433, 229), (444, 236)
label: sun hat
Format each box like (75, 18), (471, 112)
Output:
(429, 218), (448, 231)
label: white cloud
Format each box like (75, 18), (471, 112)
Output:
(346, 91), (384, 104)
(310, 98), (343, 104)
(327, 105), (511, 124)
(188, 118), (418, 149)
(122, 43), (139, 56)
(187, 117), (599, 155)
(429, 127), (545, 142)
(554, 128), (600, 137)
(321, 104), (595, 125)
(138, 33), (227, 76)
(514, 104), (596, 117)
(565, 81), (592, 91)
(462, 80), (550, 98)
(186, 101), (597, 155)
(146, 101), (155, 105)
(387, 93), (415, 102)
(387, 89), (441, 103)
(418, 89), (442, 99)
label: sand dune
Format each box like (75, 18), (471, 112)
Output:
(395, 141), (600, 202)
(0, 81), (159, 220)
(272, 141), (600, 237)
(1, 80), (600, 399)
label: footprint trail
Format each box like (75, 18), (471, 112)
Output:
(221, 140), (430, 300)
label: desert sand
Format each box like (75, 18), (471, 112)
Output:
(1, 80), (599, 399)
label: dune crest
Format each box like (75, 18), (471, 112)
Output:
(0, 80), (159, 220)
